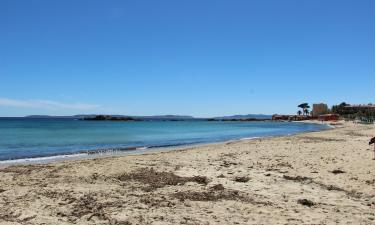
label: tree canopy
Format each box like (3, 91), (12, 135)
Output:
(298, 103), (310, 116)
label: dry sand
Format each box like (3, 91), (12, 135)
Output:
(0, 121), (374, 225)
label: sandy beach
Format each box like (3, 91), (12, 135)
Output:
(0, 121), (374, 225)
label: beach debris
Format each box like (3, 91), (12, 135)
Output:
(233, 176), (251, 183)
(173, 190), (235, 202)
(140, 195), (175, 208)
(90, 172), (100, 180)
(0, 164), (55, 176)
(297, 199), (315, 207)
(117, 168), (208, 191)
(365, 179), (375, 185)
(283, 175), (346, 192)
(210, 184), (225, 191)
(282, 175), (366, 199)
(69, 194), (108, 221)
(331, 169), (346, 174)
(276, 162), (294, 169)
(345, 131), (367, 137)
(66, 194), (129, 224)
(283, 175), (311, 182)
(111, 220), (133, 225)
(0, 188), (5, 193)
(172, 189), (271, 205)
(193, 176), (209, 185)
(221, 160), (239, 167)
(38, 190), (131, 224)
(324, 185), (344, 191)
(217, 174), (225, 178)
(298, 136), (344, 143)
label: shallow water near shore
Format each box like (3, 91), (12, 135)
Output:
(0, 118), (329, 162)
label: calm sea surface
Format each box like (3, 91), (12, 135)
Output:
(0, 118), (329, 161)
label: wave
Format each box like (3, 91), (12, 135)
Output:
(0, 142), (200, 164)
(0, 153), (88, 165)
(240, 136), (259, 140)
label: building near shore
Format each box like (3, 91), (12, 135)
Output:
(343, 104), (375, 114)
(312, 103), (329, 117)
(319, 114), (340, 121)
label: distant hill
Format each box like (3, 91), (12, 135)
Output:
(23, 114), (272, 121)
(25, 114), (195, 121)
(214, 114), (272, 120)
(25, 115), (80, 119)
(133, 115), (194, 120)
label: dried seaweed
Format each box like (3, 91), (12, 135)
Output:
(117, 168), (208, 191)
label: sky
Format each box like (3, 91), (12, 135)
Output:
(1, 0), (374, 117)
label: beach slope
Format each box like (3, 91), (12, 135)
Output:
(0, 122), (374, 224)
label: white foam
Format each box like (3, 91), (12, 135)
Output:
(240, 137), (259, 140)
(0, 153), (87, 165)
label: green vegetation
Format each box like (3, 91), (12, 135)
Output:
(331, 102), (375, 123)
(298, 103), (310, 116)
(331, 102), (349, 115)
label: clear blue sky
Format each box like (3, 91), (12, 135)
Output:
(1, 0), (374, 117)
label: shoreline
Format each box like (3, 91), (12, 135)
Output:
(1, 120), (374, 224)
(0, 121), (331, 168)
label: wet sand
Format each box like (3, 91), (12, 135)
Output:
(0, 121), (374, 224)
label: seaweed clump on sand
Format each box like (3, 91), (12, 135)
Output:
(117, 168), (208, 191)
(69, 194), (108, 221)
(331, 169), (346, 174)
(173, 190), (271, 205)
(173, 185), (272, 206)
(210, 184), (225, 191)
(233, 176), (251, 183)
(0, 164), (55, 176)
(64, 194), (131, 224)
(283, 175), (312, 182)
(297, 199), (315, 207)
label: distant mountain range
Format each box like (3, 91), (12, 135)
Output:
(24, 114), (272, 120)
(213, 114), (272, 120)
(25, 115), (83, 119)
(24, 114), (195, 120)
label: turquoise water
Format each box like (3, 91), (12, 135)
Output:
(0, 118), (328, 161)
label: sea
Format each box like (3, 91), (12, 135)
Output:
(0, 118), (329, 163)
